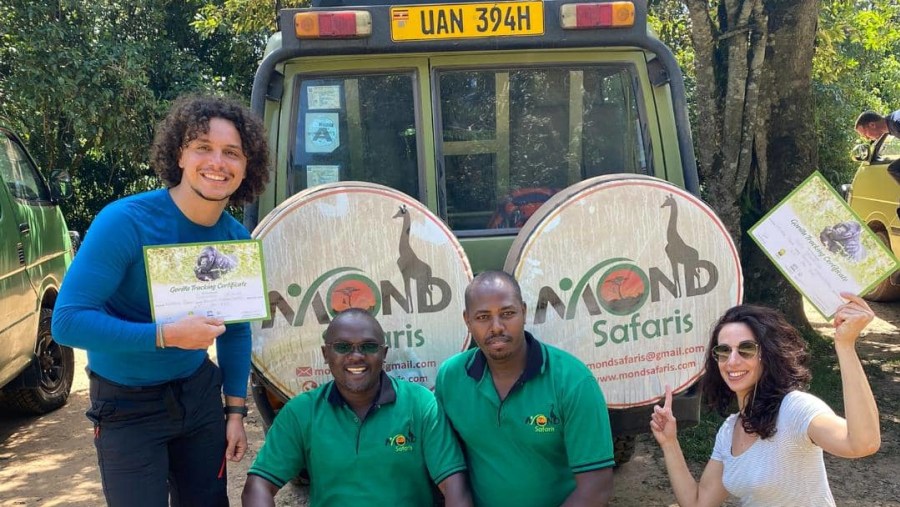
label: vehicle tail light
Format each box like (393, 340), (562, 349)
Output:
(294, 11), (372, 39)
(560, 2), (635, 29)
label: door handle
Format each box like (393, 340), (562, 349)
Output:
(19, 222), (30, 235)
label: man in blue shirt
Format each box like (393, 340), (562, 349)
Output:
(53, 95), (270, 507)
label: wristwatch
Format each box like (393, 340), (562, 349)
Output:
(224, 405), (248, 417)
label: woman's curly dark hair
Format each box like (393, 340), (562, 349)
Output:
(700, 305), (811, 439)
(150, 95), (269, 206)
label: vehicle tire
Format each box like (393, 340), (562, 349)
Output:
(863, 230), (900, 302)
(2, 308), (75, 414)
(613, 435), (636, 465)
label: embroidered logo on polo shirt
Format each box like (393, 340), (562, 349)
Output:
(524, 406), (561, 433)
(385, 429), (416, 452)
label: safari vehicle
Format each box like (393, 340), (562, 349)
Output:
(246, 0), (710, 463)
(845, 134), (900, 301)
(0, 122), (76, 414)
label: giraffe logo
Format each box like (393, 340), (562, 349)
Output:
(393, 204), (437, 312)
(661, 194), (719, 297)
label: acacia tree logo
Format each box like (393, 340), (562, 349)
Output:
(327, 275), (380, 315)
(596, 264), (649, 316)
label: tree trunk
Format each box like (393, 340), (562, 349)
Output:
(744, 0), (819, 328)
(684, 0), (819, 327)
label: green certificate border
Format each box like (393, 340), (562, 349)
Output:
(143, 239), (271, 324)
(748, 171), (899, 319)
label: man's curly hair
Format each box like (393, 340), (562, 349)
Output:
(700, 305), (811, 440)
(150, 95), (269, 206)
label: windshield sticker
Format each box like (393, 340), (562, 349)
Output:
(307, 165), (340, 187)
(307, 85), (341, 110)
(305, 113), (340, 153)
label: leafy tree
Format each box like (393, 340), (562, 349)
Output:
(647, 0), (819, 325)
(814, 0), (900, 187)
(649, 0), (900, 324)
(0, 0), (261, 232)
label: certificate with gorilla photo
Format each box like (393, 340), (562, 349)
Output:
(143, 240), (270, 324)
(749, 172), (899, 319)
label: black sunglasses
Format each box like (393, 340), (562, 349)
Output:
(711, 340), (759, 362)
(327, 341), (384, 355)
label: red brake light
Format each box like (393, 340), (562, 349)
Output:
(295, 11), (372, 39)
(560, 2), (635, 29)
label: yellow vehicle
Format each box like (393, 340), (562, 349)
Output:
(846, 134), (900, 300)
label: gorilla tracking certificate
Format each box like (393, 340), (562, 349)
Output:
(749, 172), (898, 319)
(143, 240), (270, 324)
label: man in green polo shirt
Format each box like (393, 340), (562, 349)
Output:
(242, 308), (472, 506)
(435, 271), (615, 507)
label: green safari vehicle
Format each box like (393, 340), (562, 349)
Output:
(0, 121), (77, 414)
(245, 0), (705, 463)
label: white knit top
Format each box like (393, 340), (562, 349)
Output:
(711, 390), (836, 507)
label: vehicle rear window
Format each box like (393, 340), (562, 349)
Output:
(436, 64), (650, 232)
(289, 72), (419, 199)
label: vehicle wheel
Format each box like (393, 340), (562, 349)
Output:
(2, 308), (75, 414)
(613, 435), (636, 465)
(863, 230), (900, 302)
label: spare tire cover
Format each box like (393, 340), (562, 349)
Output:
(505, 175), (742, 408)
(251, 182), (472, 398)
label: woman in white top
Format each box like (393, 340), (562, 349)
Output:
(650, 293), (881, 507)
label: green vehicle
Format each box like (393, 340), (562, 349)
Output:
(0, 122), (77, 414)
(246, 0), (704, 462)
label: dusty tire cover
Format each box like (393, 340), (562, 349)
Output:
(505, 175), (742, 408)
(251, 182), (472, 398)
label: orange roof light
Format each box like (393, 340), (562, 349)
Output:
(560, 2), (635, 29)
(294, 11), (372, 39)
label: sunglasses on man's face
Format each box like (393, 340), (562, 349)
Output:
(328, 341), (384, 355)
(711, 340), (759, 363)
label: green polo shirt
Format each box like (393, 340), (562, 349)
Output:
(248, 373), (466, 506)
(435, 332), (614, 507)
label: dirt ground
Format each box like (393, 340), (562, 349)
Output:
(0, 300), (897, 506)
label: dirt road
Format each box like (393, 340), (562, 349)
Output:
(1, 301), (897, 506)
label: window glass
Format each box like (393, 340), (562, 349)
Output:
(289, 72), (419, 198)
(437, 65), (649, 232)
(0, 135), (50, 201)
(877, 135), (900, 160)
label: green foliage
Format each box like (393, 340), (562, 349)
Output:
(0, 0), (263, 232)
(649, 1), (900, 193)
(814, 0), (900, 189)
(194, 0), (310, 37)
(678, 406), (725, 462)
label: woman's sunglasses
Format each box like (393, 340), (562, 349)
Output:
(711, 340), (759, 362)
(327, 341), (384, 355)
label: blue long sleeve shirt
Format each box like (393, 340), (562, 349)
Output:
(52, 189), (252, 397)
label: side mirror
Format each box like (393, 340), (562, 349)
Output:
(851, 143), (870, 162)
(49, 169), (73, 201)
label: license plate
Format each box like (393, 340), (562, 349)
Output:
(391, 2), (544, 42)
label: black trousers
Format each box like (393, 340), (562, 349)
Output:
(87, 359), (229, 507)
